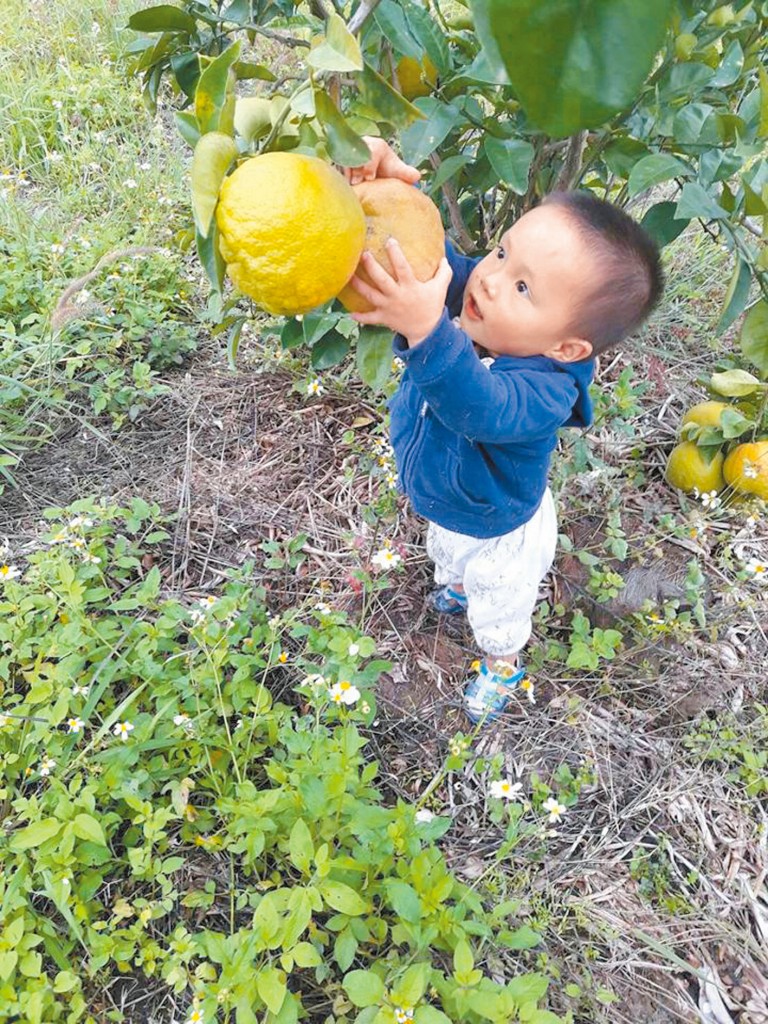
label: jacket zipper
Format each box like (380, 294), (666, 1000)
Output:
(401, 400), (429, 485)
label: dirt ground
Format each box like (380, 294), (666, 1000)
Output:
(5, 330), (768, 1023)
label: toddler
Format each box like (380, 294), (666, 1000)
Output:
(344, 138), (664, 723)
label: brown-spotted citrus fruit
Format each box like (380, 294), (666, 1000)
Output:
(337, 179), (444, 314)
(681, 401), (731, 430)
(723, 441), (768, 499)
(665, 441), (725, 494)
(216, 152), (366, 316)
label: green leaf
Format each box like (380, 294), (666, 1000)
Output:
(400, 0), (452, 75)
(356, 327), (393, 391)
(384, 879), (421, 922)
(640, 202), (688, 247)
(401, 97), (462, 167)
(715, 259), (751, 336)
(313, 90), (371, 167)
(343, 969), (385, 1008)
(674, 182), (728, 222)
(498, 923), (541, 949)
(234, 61), (276, 82)
(453, 939), (474, 976)
(673, 103), (720, 145)
(307, 12), (363, 72)
(191, 133), (236, 237)
(171, 51), (202, 99)
(311, 330), (350, 369)
(626, 153), (691, 197)
(196, 222), (226, 297)
(391, 962), (431, 1006)
(427, 154), (471, 193)
(281, 318), (304, 351)
(195, 41), (241, 135)
(719, 408), (753, 440)
(10, 818), (62, 851)
(360, 62), (425, 130)
(256, 967), (286, 1015)
(759, 64), (768, 138)
(740, 300), (768, 376)
(483, 137), (534, 194)
(469, 0), (673, 136)
(174, 110), (201, 148)
(288, 818), (314, 875)
(72, 813), (107, 846)
(128, 5), (197, 33)
(414, 1008), (452, 1024)
(233, 97), (273, 143)
(292, 942), (322, 968)
(319, 879), (369, 916)
(227, 317), (246, 371)
(334, 925), (358, 971)
(710, 368), (763, 397)
(710, 39), (744, 88)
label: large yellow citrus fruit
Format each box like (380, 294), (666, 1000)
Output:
(395, 55), (438, 100)
(723, 441), (768, 499)
(337, 179), (444, 314)
(216, 152), (366, 316)
(665, 441), (725, 494)
(681, 401), (731, 430)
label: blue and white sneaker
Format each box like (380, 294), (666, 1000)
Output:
(427, 586), (468, 616)
(463, 659), (526, 724)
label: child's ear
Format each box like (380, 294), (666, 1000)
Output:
(547, 337), (593, 363)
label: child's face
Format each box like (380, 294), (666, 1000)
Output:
(459, 205), (598, 362)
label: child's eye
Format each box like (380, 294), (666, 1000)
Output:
(496, 246), (505, 260)
(516, 280), (529, 295)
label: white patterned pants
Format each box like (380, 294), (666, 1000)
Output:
(426, 489), (558, 657)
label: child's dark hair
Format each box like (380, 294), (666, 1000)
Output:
(542, 190), (665, 356)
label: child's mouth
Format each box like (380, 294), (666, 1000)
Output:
(464, 294), (483, 321)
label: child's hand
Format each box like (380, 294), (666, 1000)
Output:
(349, 238), (453, 346)
(343, 136), (421, 186)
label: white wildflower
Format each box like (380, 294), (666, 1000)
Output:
(415, 808), (435, 823)
(745, 558), (767, 581)
(329, 681), (360, 705)
(40, 757), (56, 777)
(542, 796), (566, 823)
(490, 778), (523, 801)
(0, 564), (21, 581)
(371, 546), (401, 571)
(113, 721), (135, 742)
(306, 378), (323, 396)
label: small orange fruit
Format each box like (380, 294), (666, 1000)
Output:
(723, 441), (768, 499)
(665, 441), (725, 494)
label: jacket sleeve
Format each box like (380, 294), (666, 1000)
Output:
(391, 240), (479, 355)
(393, 312), (577, 443)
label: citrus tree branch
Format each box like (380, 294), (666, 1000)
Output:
(348, 0), (384, 35)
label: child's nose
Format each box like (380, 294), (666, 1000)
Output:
(480, 275), (496, 298)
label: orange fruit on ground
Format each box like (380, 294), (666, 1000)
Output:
(681, 401), (731, 430)
(664, 441), (725, 494)
(395, 54), (438, 100)
(336, 179), (444, 314)
(215, 152), (366, 316)
(723, 441), (768, 499)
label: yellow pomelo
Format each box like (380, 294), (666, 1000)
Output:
(395, 54), (438, 100)
(337, 179), (444, 314)
(216, 152), (366, 316)
(723, 441), (768, 499)
(681, 401), (731, 429)
(665, 441), (725, 494)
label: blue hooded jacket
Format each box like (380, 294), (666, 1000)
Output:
(388, 241), (594, 539)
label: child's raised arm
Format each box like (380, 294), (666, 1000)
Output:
(342, 136), (421, 186)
